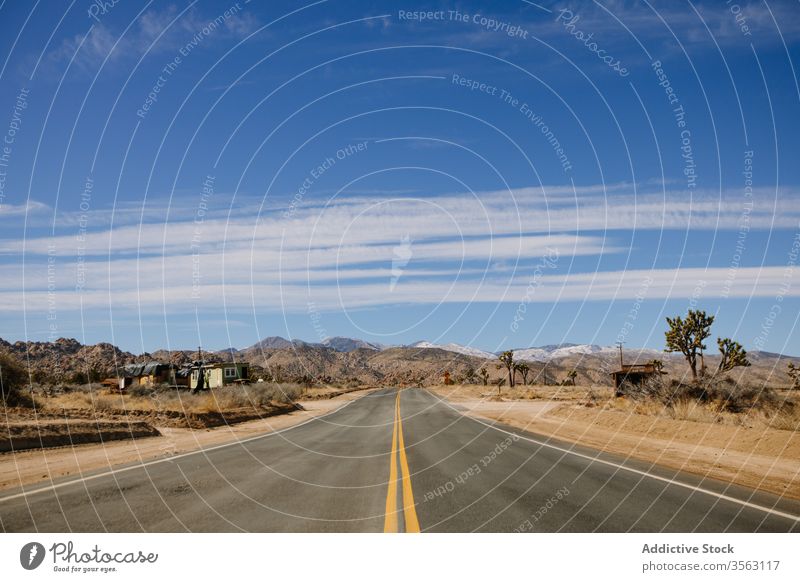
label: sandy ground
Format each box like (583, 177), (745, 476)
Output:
(430, 385), (800, 500)
(0, 390), (371, 492)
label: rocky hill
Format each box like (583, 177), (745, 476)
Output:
(0, 337), (137, 384)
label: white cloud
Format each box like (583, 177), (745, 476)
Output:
(548, 0), (800, 46)
(2, 265), (795, 313)
(50, 4), (259, 69)
(0, 201), (50, 217)
(4, 184), (798, 257)
(2, 182), (797, 314)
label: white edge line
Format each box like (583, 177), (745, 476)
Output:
(429, 392), (800, 524)
(0, 396), (360, 504)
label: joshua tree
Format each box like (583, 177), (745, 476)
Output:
(787, 362), (800, 389)
(498, 350), (515, 388)
(716, 338), (751, 373)
(478, 367), (490, 386)
(562, 369), (577, 386)
(647, 359), (664, 373)
(665, 309), (714, 381)
(514, 362), (530, 385)
(463, 367), (476, 384)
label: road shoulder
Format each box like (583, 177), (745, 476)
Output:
(0, 390), (373, 493)
(429, 387), (800, 501)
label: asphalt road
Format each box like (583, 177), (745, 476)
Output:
(1, 388), (799, 532)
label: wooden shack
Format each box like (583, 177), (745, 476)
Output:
(120, 362), (177, 389)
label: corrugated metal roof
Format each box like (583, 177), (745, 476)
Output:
(122, 361), (169, 377)
(143, 361), (161, 375)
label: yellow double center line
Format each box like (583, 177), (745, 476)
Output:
(383, 390), (420, 533)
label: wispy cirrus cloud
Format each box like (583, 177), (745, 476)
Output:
(0, 200), (50, 217)
(2, 264), (795, 314)
(50, 3), (259, 69)
(3, 183), (798, 257)
(1, 181), (798, 315)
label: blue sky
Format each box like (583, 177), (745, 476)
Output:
(0, 0), (799, 354)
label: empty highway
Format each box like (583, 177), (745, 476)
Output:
(1, 388), (798, 532)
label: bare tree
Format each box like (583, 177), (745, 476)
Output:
(665, 309), (714, 381)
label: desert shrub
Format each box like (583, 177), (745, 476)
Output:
(295, 374), (315, 388)
(656, 379), (707, 404)
(129, 383), (156, 398)
(246, 383), (301, 405)
(580, 389), (602, 408)
(30, 369), (54, 385)
(91, 395), (116, 411)
(617, 374), (681, 401)
(46, 391), (92, 410)
(666, 398), (722, 423)
(39, 381), (308, 414)
(62, 383), (95, 394)
(657, 376), (788, 417)
(702, 377), (781, 413)
(0, 351), (33, 407)
(757, 407), (800, 431)
(202, 383), (303, 411)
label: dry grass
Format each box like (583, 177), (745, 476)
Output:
(752, 408), (800, 432)
(603, 374), (800, 432)
(600, 392), (800, 432)
(432, 383), (595, 402)
(37, 383), (304, 415)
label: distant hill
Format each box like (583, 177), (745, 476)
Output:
(249, 336), (309, 350)
(0, 337), (137, 384)
(322, 337), (384, 352)
(1, 335), (796, 388)
(407, 341), (496, 359)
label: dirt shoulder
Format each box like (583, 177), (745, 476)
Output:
(430, 385), (800, 500)
(1, 420), (161, 453)
(0, 389), (373, 493)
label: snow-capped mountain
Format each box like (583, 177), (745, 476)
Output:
(407, 341), (495, 359)
(322, 337), (385, 352)
(513, 343), (665, 362)
(245, 336), (672, 362)
(513, 343), (610, 362)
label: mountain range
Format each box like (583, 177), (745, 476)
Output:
(218, 337), (688, 361)
(1, 336), (795, 388)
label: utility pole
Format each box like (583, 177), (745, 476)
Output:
(616, 341), (625, 369)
